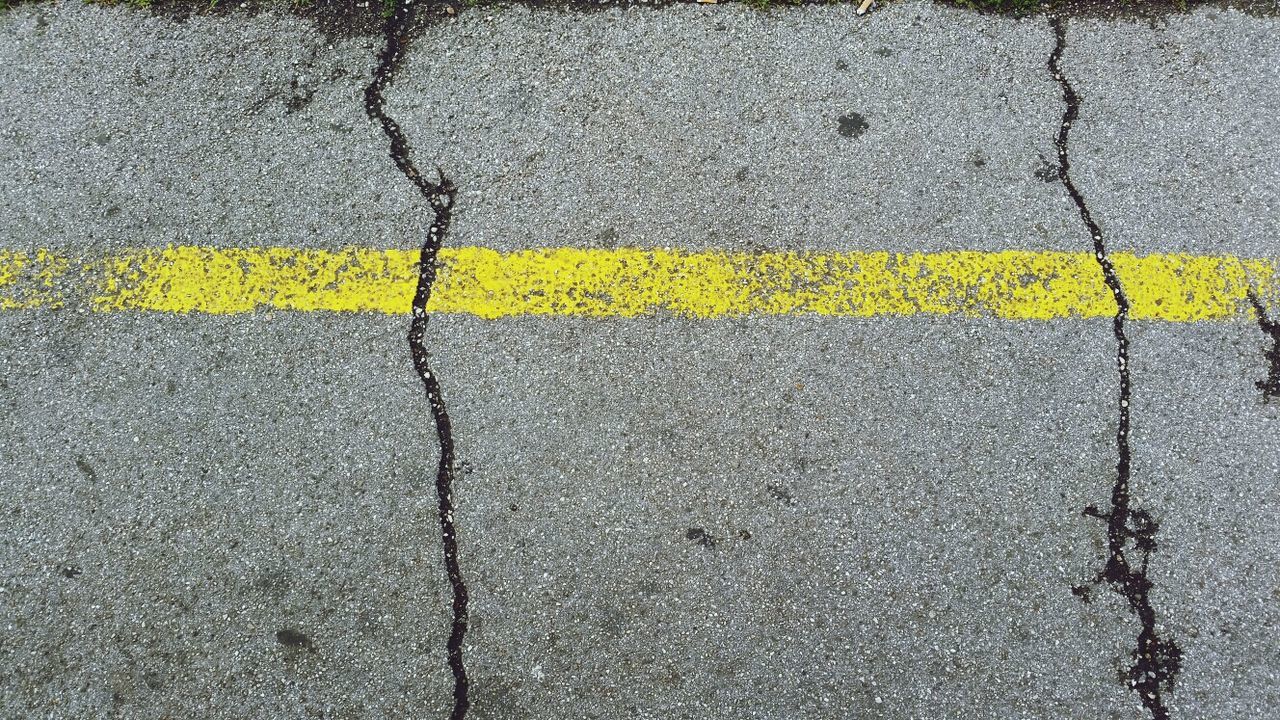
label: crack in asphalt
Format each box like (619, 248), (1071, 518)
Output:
(1246, 289), (1280, 401)
(363, 2), (470, 718)
(1050, 16), (1183, 720)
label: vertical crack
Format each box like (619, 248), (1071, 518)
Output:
(363, 2), (470, 718)
(1050, 16), (1182, 720)
(1246, 290), (1280, 401)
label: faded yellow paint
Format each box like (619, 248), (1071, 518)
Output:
(0, 245), (1275, 321)
(1111, 253), (1274, 323)
(429, 248), (1125, 320)
(0, 249), (70, 310)
(91, 246), (419, 314)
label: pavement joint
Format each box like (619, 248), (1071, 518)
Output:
(1051, 15), (1182, 720)
(364, 0), (471, 717)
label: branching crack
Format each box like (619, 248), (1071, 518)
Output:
(364, 2), (470, 718)
(1246, 289), (1280, 401)
(1050, 16), (1182, 720)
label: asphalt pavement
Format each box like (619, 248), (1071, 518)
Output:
(1, 1), (1278, 719)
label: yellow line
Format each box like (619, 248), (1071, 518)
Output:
(0, 249), (70, 310)
(1, 246), (1276, 321)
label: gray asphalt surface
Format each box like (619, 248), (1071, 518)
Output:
(399, 3), (1078, 254)
(1068, 10), (1280, 257)
(0, 6), (406, 252)
(2, 315), (454, 718)
(2, 1), (1279, 719)
(1070, 18), (1280, 717)
(1129, 321), (1280, 717)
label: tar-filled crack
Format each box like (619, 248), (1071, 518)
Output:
(363, 2), (470, 718)
(1050, 17), (1182, 720)
(1246, 290), (1280, 401)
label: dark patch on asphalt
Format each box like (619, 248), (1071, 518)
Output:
(244, 89), (283, 116)
(593, 226), (620, 246)
(1035, 154), (1058, 182)
(685, 527), (717, 548)
(76, 0), (390, 40)
(766, 483), (797, 505)
(1050, 17), (1182, 720)
(935, 0), (1278, 18)
(60, 564), (82, 579)
(837, 112), (869, 139)
(253, 568), (292, 599)
(363, 1), (470, 718)
(284, 76), (316, 114)
(1246, 289), (1280, 402)
(16, 0), (1275, 38)
(142, 669), (165, 690)
(74, 456), (98, 483)
(275, 628), (313, 649)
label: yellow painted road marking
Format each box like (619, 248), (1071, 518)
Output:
(0, 246), (1276, 321)
(0, 249), (70, 310)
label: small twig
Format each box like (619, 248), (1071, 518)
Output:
(857, 0), (874, 15)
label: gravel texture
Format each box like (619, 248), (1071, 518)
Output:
(1065, 8), (1280, 257)
(1, 1), (1278, 718)
(396, 2), (1080, 254)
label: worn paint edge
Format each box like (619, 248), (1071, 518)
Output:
(0, 246), (1275, 321)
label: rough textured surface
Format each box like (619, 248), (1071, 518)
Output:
(398, 3), (1079, 254)
(1127, 321), (1280, 719)
(1066, 9), (1280, 257)
(0, 313), (454, 719)
(1, 1), (1279, 718)
(0, 4), (412, 253)
(431, 315), (1132, 719)
(1062, 14), (1280, 719)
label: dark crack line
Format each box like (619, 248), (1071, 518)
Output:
(1246, 289), (1280, 401)
(364, 2), (470, 718)
(1050, 16), (1182, 720)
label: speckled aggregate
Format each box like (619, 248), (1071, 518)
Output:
(1, 1), (1278, 719)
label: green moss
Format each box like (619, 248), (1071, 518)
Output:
(84, 0), (157, 8)
(946, 0), (1043, 12)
